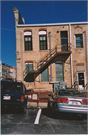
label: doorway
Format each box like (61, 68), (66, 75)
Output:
(77, 72), (85, 87)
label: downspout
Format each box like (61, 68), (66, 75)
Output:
(49, 32), (52, 82)
(69, 24), (74, 87)
(83, 31), (88, 86)
(20, 32), (23, 82)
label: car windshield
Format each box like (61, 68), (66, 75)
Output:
(59, 90), (82, 96)
(1, 81), (22, 92)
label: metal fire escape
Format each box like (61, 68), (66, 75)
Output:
(23, 45), (71, 82)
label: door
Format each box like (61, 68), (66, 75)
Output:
(55, 62), (63, 81)
(78, 72), (85, 87)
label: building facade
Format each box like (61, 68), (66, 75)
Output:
(1, 63), (17, 81)
(13, 7), (88, 92)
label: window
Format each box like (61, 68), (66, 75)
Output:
(40, 62), (48, 82)
(55, 62), (63, 81)
(1, 81), (22, 92)
(25, 63), (33, 74)
(61, 31), (68, 51)
(39, 31), (47, 50)
(24, 31), (32, 51)
(75, 34), (83, 48)
(25, 62), (34, 82)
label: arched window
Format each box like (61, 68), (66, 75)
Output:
(39, 30), (47, 50)
(24, 31), (32, 51)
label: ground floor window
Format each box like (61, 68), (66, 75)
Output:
(55, 62), (64, 81)
(41, 62), (48, 82)
(25, 63), (33, 77)
(77, 72), (85, 88)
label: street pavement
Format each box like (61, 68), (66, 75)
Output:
(1, 107), (88, 134)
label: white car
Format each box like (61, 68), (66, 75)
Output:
(48, 89), (88, 116)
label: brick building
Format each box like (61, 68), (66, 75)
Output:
(1, 63), (17, 81)
(13, 7), (88, 92)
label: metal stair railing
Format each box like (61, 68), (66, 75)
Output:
(72, 81), (78, 90)
(84, 83), (88, 90)
(23, 65), (29, 79)
(23, 46), (57, 79)
(37, 45), (57, 70)
(23, 44), (71, 80)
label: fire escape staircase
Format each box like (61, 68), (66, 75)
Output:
(23, 45), (72, 82)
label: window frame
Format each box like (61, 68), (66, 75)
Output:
(40, 62), (49, 82)
(25, 62), (33, 71)
(60, 31), (68, 51)
(55, 61), (64, 82)
(39, 30), (47, 50)
(24, 31), (32, 51)
(75, 34), (83, 49)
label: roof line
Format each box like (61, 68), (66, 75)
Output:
(17, 21), (88, 27)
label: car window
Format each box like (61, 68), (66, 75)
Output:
(59, 90), (81, 96)
(1, 81), (22, 92)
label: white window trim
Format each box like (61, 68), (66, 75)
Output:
(39, 31), (46, 35)
(77, 72), (85, 88)
(25, 63), (33, 65)
(24, 31), (32, 36)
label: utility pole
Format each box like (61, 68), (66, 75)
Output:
(48, 32), (52, 82)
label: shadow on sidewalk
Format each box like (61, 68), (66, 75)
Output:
(42, 108), (87, 121)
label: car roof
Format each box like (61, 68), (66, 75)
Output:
(1, 80), (22, 84)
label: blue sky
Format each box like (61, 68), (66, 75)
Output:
(1, 0), (87, 67)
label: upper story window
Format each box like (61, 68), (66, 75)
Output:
(24, 31), (32, 51)
(75, 34), (83, 48)
(39, 30), (47, 50)
(60, 31), (68, 51)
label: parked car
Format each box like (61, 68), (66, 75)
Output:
(1, 80), (28, 113)
(48, 88), (88, 116)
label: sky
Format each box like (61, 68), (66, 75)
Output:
(1, 0), (88, 68)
